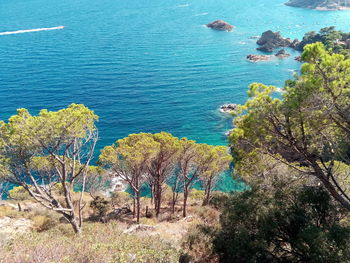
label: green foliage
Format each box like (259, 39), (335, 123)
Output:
(0, 104), (99, 234)
(298, 27), (350, 57)
(181, 225), (218, 263)
(189, 189), (205, 200)
(186, 187), (350, 263)
(90, 196), (110, 217)
(231, 42), (350, 211)
(8, 186), (31, 201)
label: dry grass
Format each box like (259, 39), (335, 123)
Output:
(0, 222), (180, 263)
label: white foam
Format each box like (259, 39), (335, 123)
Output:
(194, 12), (208, 16)
(0, 26), (64, 36)
(176, 4), (189, 8)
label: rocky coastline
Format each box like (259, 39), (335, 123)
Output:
(285, 0), (350, 10)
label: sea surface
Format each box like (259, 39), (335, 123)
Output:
(1, 0), (350, 191)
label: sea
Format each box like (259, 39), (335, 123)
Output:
(1, 0), (350, 192)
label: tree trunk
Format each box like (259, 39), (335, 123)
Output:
(203, 180), (212, 206)
(183, 188), (188, 217)
(136, 190), (141, 223)
(155, 182), (162, 217)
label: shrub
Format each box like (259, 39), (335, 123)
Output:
(110, 191), (132, 207)
(181, 224), (218, 263)
(8, 186), (31, 201)
(31, 215), (57, 232)
(214, 187), (350, 263)
(90, 196), (110, 217)
(189, 189), (205, 201)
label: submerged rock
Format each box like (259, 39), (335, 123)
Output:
(206, 20), (234, 31)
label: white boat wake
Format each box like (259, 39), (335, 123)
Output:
(0, 26), (64, 36)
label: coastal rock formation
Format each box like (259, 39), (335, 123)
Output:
(256, 30), (293, 52)
(206, 20), (234, 31)
(220, 103), (238, 113)
(285, 0), (350, 10)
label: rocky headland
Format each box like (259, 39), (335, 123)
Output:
(206, 20), (234, 31)
(285, 0), (350, 10)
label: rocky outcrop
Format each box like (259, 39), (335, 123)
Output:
(257, 30), (292, 52)
(247, 50), (290, 62)
(206, 20), (234, 31)
(256, 30), (300, 52)
(285, 0), (350, 10)
(247, 54), (272, 62)
(220, 104), (238, 113)
(275, 49), (290, 58)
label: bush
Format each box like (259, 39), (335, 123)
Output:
(189, 189), (205, 201)
(208, 191), (230, 209)
(31, 215), (57, 232)
(214, 186), (350, 263)
(8, 186), (32, 201)
(0, 205), (21, 218)
(110, 191), (132, 207)
(90, 196), (110, 217)
(181, 224), (218, 263)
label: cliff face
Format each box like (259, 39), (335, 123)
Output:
(285, 0), (350, 9)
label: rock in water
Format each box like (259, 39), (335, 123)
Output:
(220, 103), (239, 113)
(275, 49), (290, 58)
(256, 30), (293, 52)
(246, 54), (272, 62)
(206, 20), (234, 31)
(285, 0), (350, 10)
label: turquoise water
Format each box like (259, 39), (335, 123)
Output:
(1, 0), (350, 191)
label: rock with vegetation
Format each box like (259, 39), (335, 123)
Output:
(206, 20), (234, 31)
(285, 0), (350, 10)
(295, 26), (350, 57)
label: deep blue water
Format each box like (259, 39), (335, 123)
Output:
(1, 0), (350, 192)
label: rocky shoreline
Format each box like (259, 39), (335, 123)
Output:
(285, 0), (350, 10)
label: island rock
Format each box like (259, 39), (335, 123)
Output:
(256, 30), (293, 52)
(206, 20), (234, 31)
